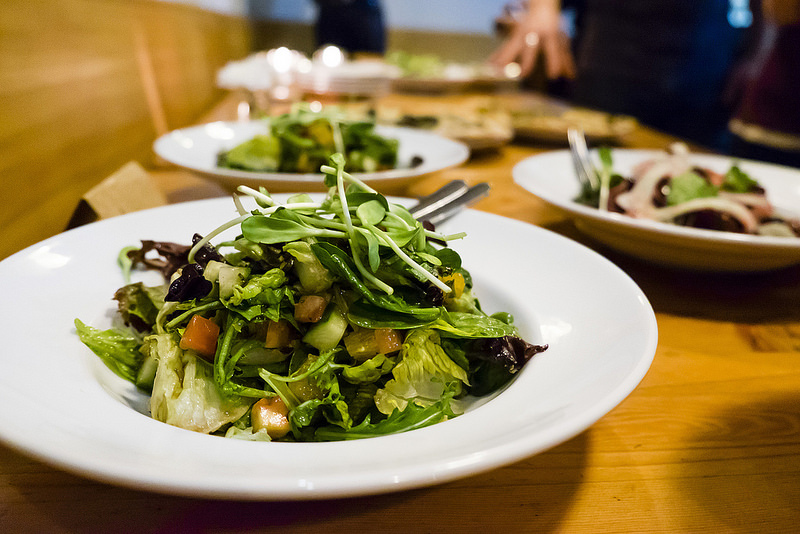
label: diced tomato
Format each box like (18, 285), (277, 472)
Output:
(265, 319), (292, 348)
(179, 315), (220, 360)
(375, 328), (403, 354)
(294, 295), (328, 323)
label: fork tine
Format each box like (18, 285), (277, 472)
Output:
(422, 182), (491, 226)
(408, 180), (469, 219)
(568, 128), (598, 190)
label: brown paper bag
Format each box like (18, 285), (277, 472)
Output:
(67, 161), (168, 228)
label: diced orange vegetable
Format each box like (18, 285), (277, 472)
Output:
(294, 295), (328, 323)
(375, 328), (403, 354)
(288, 356), (324, 401)
(265, 319), (292, 348)
(179, 315), (220, 360)
(288, 377), (324, 402)
(344, 327), (379, 360)
(344, 327), (403, 360)
(251, 397), (291, 439)
(440, 272), (466, 298)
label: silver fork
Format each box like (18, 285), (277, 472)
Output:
(567, 128), (599, 190)
(409, 180), (491, 225)
(408, 180), (469, 219)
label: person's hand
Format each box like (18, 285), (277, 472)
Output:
(490, 0), (575, 79)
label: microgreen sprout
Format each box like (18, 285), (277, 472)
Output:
(189, 154), (458, 294)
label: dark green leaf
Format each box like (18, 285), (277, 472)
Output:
(241, 212), (344, 244)
(313, 392), (457, 441)
(311, 242), (441, 321)
(468, 360), (514, 397)
(347, 300), (439, 329)
(433, 247), (462, 270)
(722, 165), (759, 193)
(434, 310), (520, 338)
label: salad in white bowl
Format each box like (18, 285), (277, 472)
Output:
(75, 154), (546, 443)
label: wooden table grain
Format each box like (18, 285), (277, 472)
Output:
(2, 91), (800, 533)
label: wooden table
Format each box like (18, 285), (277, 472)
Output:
(3, 91), (800, 533)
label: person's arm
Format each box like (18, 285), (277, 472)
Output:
(489, 0), (575, 79)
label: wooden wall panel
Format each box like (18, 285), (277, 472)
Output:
(0, 0), (498, 260)
(0, 0), (253, 260)
(134, 1), (252, 132)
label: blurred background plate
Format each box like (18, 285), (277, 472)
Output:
(153, 121), (470, 192)
(514, 150), (800, 271)
(379, 106), (514, 151)
(511, 104), (638, 144)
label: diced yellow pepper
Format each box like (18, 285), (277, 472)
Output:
(440, 272), (466, 298)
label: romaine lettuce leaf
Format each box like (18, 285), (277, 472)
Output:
(374, 328), (468, 415)
(224, 426), (272, 441)
(227, 268), (287, 306)
(223, 268), (291, 322)
(74, 319), (143, 383)
(146, 333), (251, 434)
(342, 353), (396, 384)
(442, 287), (481, 314)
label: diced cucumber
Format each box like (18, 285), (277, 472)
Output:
(203, 260), (224, 282)
(284, 241), (332, 293)
(294, 258), (332, 293)
(238, 347), (290, 365)
(303, 305), (348, 351)
(343, 328), (379, 360)
(203, 261), (250, 300)
(135, 354), (158, 391)
(218, 264), (250, 300)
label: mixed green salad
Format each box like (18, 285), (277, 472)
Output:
(76, 154), (546, 442)
(575, 143), (800, 237)
(386, 51), (447, 79)
(217, 107), (400, 174)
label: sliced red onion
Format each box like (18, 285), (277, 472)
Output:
(650, 197), (759, 233)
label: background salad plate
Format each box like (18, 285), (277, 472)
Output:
(153, 121), (470, 191)
(0, 197), (657, 500)
(514, 150), (800, 271)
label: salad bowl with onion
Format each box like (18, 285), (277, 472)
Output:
(514, 146), (800, 271)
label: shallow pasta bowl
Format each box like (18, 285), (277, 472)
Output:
(514, 150), (800, 271)
(0, 197), (656, 499)
(154, 121), (470, 191)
